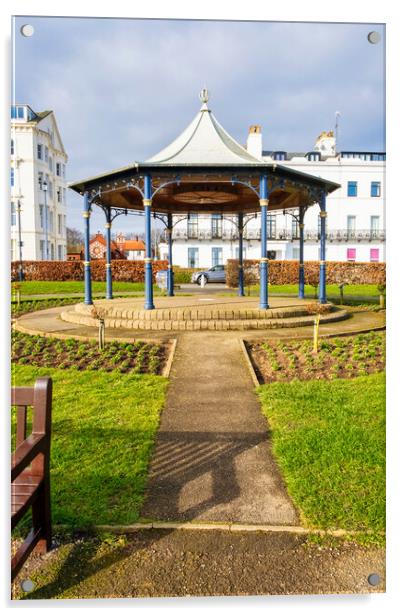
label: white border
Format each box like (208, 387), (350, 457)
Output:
(1, 1), (401, 614)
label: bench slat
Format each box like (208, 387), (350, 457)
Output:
(11, 528), (42, 582)
(11, 482), (43, 528)
(11, 434), (46, 482)
(12, 484), (41, 501)
(12, 493), (36, 508)
(12, 472), (43, 487)
(12, 388), (35, 407)
(12, 488), (42, 528)
(16, 406), (27, 447)
(11, 377), (52, 582)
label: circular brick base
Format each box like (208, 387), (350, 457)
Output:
(60, 296), (348, 331)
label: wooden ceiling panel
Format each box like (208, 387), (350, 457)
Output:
(91, 174), (319, 214)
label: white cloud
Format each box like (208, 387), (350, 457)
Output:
(14, 17), (385, 229)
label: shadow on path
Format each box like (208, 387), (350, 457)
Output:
(142, 431), (269, 521)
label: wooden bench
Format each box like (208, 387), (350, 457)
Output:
(11, 377), (52, 582)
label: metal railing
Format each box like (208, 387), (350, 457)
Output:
(172, 229), (224, 240)
(170, 228), (385, 242)
(305, 229), (386, 242)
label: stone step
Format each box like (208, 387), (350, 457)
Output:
(71, 302), (337, 323)
(60, 307), (348, 331)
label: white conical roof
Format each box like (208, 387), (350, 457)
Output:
(146, 91), (261, 165)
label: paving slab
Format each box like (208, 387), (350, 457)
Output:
(14, 302), (385, 343)
(13, 529), (385, 598)
(140, 331), (299, 524)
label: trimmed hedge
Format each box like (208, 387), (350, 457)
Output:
(11, 259), (386, 287)
(172, 267), (203, 284)
(11, 260), (168, 282)
(226, 259), (386, 288)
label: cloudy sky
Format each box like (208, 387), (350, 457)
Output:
(13, 17), (385, 233)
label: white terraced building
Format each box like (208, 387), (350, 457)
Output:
(159, 126), (385, 268)
(11, 105), (68, 262)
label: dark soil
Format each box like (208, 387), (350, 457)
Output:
(11, 331), (169, 376)
(247, 331), (385, 384)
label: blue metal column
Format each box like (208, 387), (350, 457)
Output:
(105, 208), (113, 300)
(238, 212), (245, 297)
(167, 213), (174, 297)
(83, 191), (93, 305)
(259, 174), (269, 309)
(298, 207), (305, 299)
(319, 193), (327, 304)
(143, 175), (155, 310)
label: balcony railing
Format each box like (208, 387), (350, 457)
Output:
(170, 228), (385, 242)
(173, 229), (225, 240)
(305, 229), (386, 242)
(187, 228), (199, 240)
(243, 229), (260, 240)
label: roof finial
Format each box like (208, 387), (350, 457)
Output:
(199, 87), (209, 105)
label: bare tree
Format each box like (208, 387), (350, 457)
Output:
(121, 231), (145, 240)
(151, 227), (166, 258)
(67, 227), (84, 252)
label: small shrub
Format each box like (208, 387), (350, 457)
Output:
(305, 302), (332, 315)
(172, 267), (202, 284)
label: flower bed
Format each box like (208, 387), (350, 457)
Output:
(247, 331), (385, 384)
(12, 331), (169, 375)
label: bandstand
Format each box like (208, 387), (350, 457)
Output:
(68, 90), (340, 312)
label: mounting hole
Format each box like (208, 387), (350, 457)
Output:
(20, 578), (35, 592)
(367, 31), (380, 44)
(368, 573), (380, 586)
(20, 24), (34, 37)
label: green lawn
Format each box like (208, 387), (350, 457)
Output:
(15, 280), (151, 295)
(15, 280), (381, 298)
(257, 372), (385, 536)
(239, 283), (380, 298)
(11, 298), (84, 318)
(12, 364), (168, 528)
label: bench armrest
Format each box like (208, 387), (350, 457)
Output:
(11, 434), (47, 482)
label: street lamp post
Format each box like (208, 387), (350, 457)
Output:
(17, 200), (24, 281)
(43, 180), (49, 260)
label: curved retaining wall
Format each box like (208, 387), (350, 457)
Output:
(61, 301), (349, 332)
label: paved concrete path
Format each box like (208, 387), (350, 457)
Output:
(14, 303), (385, 343)
(14, 529), (385, 598)
(14, 302), (385, 526)
(140, 332), (299, 525)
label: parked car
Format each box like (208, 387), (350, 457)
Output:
(191, 265), (226, 285)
